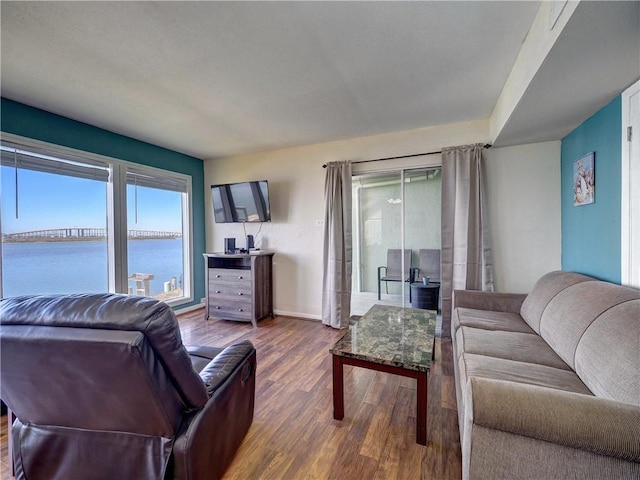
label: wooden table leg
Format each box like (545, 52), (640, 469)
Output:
(332, 355), (344, 420)
(416, 371), (428, 445)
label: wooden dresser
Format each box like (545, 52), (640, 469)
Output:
(203, 252), (274, 327)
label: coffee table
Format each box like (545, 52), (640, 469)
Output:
(330, 304), (437, 445)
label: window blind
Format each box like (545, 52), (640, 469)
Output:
(126, 166), (189, 193)
(0, 141), (110, 182)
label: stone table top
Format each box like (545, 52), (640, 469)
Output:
(330, 304), (437, 372)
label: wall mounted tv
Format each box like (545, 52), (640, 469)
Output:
(211, 180), (271, 223)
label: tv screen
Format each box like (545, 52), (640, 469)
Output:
(211, 180), (271, 223)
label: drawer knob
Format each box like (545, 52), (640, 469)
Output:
(238, 308), (243, 312)
(238, 292), (243, 296)
(215, 290), (221, 293)
(215, 275), (221, 278)
(238, 276), (244, 280)
(215, 306), (221, 310)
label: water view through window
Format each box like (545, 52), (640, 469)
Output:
(1, 165), (109, 296)
(127, 182), (185, 300)
(1, 143), (191, 304)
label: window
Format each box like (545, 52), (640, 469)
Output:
(0, 136), (193, 306)
(126, 166), (191, 301)
(0, 144), (109, 296)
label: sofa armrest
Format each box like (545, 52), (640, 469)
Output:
(453, 290), (527, 313)
(198, 340), (255, 396)
(173, 343), (256, 480)
(469, 377), (640, 462)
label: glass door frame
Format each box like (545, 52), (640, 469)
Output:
(351, 160), (442, 311)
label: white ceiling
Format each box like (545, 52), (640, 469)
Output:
(1, 1), (638, 160)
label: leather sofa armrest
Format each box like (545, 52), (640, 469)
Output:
(173, 343), (256, 480)
(199, 340), (255, 396)
(468, 377), (640, 462)
(453, 290), (527, 313)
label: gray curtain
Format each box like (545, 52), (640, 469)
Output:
(322, 161), (352, 329)
(441, 143), (494, 337)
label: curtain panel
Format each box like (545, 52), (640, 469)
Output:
(322, 161), (352, 329)
(441, 143), (494, 337)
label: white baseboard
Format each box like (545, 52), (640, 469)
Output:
(174, 302), (205, 315)
(174, 304), (321, 321)
(274, 309), (322, 321)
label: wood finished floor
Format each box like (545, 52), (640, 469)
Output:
(0, 308), (462, 480)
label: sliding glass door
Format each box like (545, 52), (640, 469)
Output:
(351, 167), (441, 315)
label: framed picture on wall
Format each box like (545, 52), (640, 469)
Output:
(573, 152), (595, 206)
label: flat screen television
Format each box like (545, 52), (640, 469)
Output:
(211, 180), (271, 223)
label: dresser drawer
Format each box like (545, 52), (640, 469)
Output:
(208, 299), (253, 320)
(209, 282), (252, 300)
(209, 268), (251, 284)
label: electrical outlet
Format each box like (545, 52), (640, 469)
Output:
(315, 220), (324, 228)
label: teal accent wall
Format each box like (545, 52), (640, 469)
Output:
(561, 96), (621, 283)
(1, 98), (206, 308)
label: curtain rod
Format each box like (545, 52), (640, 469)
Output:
(322, 143), (492, 168)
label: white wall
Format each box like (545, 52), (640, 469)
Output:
(204, 120), (561, 318)
(484, 141), (562, 292)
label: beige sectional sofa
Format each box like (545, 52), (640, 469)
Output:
(452, 271), (640, 480)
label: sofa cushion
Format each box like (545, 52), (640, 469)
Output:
(1, 325), (183, 437)
(459, 354), (592, 396)
(540, 282), (640, 370)
(574, 299), (640, 406)
(455, 326), (571, 370)
(520, 271), (594, 334)
(456, 353), (593, 444)
(469, 377), (640, 462)
(0, 294), (209, 409)
(453, 307), (534, 334)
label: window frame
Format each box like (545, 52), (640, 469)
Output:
(0, 133), (194, 307)
(621, 80), (639, 288)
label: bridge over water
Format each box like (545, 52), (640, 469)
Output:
(2, 228), (182, 241)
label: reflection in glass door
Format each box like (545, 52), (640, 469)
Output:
(351, 168), (441, 316)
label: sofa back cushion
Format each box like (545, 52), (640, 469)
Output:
(0, 294), (209, 409)
(520, 271), (594, 333)
(539, 281), (640, 370)
(574, 299), (640, 406)
(1, 325), (183, 437)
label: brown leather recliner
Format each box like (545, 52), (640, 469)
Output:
(0, 293), (256, 480)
